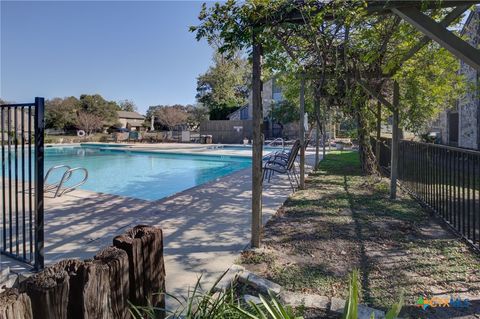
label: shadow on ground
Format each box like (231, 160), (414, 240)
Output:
(239, 151), (480, 319)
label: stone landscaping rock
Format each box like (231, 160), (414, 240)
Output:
(329, 298), (385, 319)
(358, 305), (385, 319)
(243, 294), (261, 304)
(238, 270), (282, 294)
(226, 264), (386, 319)
(214, 264), (245, 292)
(279, 291), (330, 309)
(330, 297), (346, 314)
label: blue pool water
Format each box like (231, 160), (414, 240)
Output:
(3, 146), (251, 201)
(212, 145), (285, 152)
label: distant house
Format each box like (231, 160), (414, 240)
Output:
(430, 6), (479, 149)
(1, 108), (34, 133)
(225, 78), (285, 139)
(227, 78), (283, 121)
(227, 105), (249, 120)
(116, 111), (145, 131)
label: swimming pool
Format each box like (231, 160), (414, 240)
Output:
(4, 146), (251, 201)
(209, 145), (285, 152)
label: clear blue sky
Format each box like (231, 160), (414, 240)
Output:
(1, 1), (215, 114)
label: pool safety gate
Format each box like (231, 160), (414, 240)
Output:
(0, 98), (44, 269)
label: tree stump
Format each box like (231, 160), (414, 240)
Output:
(21, 264), (70, 319)
(8, 225), (165, 319)
(55, 259), (85, 319)
(0, 289), (32, 319)
(93, 246), (130, 319)
(113, 225), (166, 311)
(81, 259), (112, 319)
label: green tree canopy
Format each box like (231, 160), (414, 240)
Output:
(78, 94), (120, 126)
(196, 52), (251, 120)
(45, 96), (79, 130)
(192, 0), (468, 173)
(146, 104), (206, 130)
(44, 94), (121, 131)
(119, 99), (138, 112)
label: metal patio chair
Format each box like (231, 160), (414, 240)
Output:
(262, 140), (301, 191)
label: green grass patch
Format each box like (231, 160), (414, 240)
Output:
(239, 250), (275, 265)
(241, 151), (480, 314)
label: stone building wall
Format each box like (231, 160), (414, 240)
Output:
(429, 7), (479, 149)
(430, 111), (448, 144)
(247, 79), (274, 119)
(458, 7), (479, 149)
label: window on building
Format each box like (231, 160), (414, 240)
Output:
(272, 79), (283, 103)
(240, 107), (249, 120)
(448, 112), (459, 145)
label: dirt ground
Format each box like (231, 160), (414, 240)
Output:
(239, 151), (480, 318)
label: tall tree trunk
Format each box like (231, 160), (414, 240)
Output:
(356, 102), (377, 175)
(313, 91), (322, 169)
(299, 74), (306, 189)
(251, 34), (263, 248)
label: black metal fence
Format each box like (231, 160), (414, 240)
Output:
(1, 98), (44, 269)
(372, 137), (480, 251)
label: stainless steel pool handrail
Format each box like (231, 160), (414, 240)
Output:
(44, 165), (72, 192)
(266, 138), (284, 151)
(54, 167), (89, 198)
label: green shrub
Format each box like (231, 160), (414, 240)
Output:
(130, 270), (403, 319)
(130, 273), (243, 319)
(233, 290), (303, 319)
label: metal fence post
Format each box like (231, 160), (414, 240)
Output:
(370, 133), (479, 250)
(34, 97), (44, 270)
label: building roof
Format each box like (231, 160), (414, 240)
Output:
(117, 111), (145, 120)
(127, 121), (143, 127)
(461, 5), (479, 36)
(227, 105), (248, 119)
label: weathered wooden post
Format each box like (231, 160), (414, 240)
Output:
(314, 95), (320, 169)
(113, 225), (166, 312)
(299, 73), (306, 189)
(22, 265), (70, 318)
(390, 81), (400, 199)
(376, 101), (382, 167)
(91, 247), (130, 319)
(322, 121), (327, 157)
(315, 123), (320, 169)
(251, 32), (263, 248)
(0, 289), (32, 319)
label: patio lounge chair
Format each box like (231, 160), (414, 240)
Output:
(263, 139), (300, 165)
(128, 131), (141, 143)
(114, 132), (129, 143)
(143, 132), (159, 143)
(262, 140), (301, 191)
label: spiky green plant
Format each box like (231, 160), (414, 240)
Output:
(129, 272), (243, 319)
(342, 270), (359, 319)
(343, 270), (404, 319)
(233, 290), (303, 319)
(130, 269), (403, 319)
(383, 294), (404, 319)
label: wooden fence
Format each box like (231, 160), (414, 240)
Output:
(0, 225), (166, 319)
(200, 120), (253, 144)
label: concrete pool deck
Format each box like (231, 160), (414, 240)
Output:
(2, 147), (319, 302)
